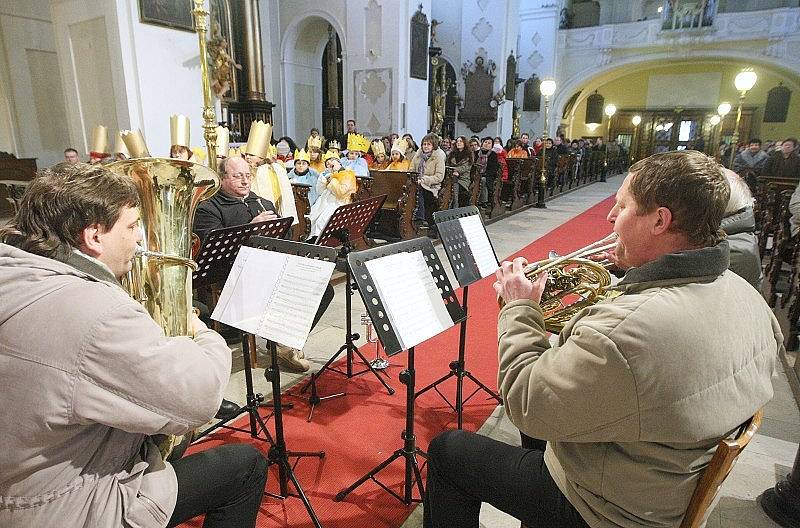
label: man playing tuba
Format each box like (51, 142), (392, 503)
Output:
(0, 163), (268, 528)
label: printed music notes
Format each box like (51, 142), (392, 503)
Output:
(364, 250), (452, 350)
(212, 246), (335, 349)
(458, 214), (499, 279)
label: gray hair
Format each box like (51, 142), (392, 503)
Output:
(722, 168), (753, 215)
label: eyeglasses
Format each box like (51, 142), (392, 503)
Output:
(227, 172), (251, 181)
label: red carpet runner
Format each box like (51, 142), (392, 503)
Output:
(182, 195), (616, 528)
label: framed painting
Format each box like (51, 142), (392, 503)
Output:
(138, 0), (195, 32)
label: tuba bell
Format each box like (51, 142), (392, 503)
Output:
(498, 233), (619, 333)
(107, 157), (219, 459)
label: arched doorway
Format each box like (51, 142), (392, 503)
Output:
(321, 28), (343, 143)
(556, 57), (800, 159)
(280, 14), (345, 143)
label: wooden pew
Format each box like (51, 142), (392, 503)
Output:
(488, 165), (505, 219)
(290, 182), (311, 241)
(507, 157), (534, 210)
(0, 158), (36, 218)
(354, 175), (373, 203)
(468, 164), (481, 207)
(439, 168), (455, 211)
(368, 169), (418, 240)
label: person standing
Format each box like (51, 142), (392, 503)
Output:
(411, 134), (446, 238)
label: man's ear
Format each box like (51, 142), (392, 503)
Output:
(78, 223), (104, 258)
(652, 207), (673, 236)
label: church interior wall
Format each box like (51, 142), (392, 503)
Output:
(0, 0), (69, 166)
(517, 2), (559, 139)
(566, 61), (800, 141)
(113, 0), (207, 157)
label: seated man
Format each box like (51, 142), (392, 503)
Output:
(194, 155), (332, 373)
(732, 138), (769, 176)
(0, 163), (267, 528)
(721, 168), (762, 290)
(424, 150), (780, 528)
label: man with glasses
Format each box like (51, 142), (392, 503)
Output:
(193, 155), (278, 243)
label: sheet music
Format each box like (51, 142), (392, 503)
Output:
(211, 247), (335, 349)
(365, 251), (452, 350)
(459, 215), (499, 278)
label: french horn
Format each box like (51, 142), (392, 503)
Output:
(498, 233), (619, 333)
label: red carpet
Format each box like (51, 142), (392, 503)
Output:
(181, 195), (616, 528)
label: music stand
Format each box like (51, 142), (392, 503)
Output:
(209, 236), (338, 528)
(416, 207), (502, 429)
(335, 237), (466, 505)
(300, 195), (394, 422)
(193, 218), (295, 439)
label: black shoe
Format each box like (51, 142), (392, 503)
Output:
(215, 399), (239, 419)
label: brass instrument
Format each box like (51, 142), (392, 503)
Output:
(498, 233), (619, 333)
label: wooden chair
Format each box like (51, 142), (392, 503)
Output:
(521, 410), (762, 528)
(680, 408), (763, 527)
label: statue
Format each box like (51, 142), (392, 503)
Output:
(208, 22), (241, 99)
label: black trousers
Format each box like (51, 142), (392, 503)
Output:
(421, 188), (438, 236)
(167, 443), (268, 528)
(424, 430), (589, 528)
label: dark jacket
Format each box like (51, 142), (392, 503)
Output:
(193, 190), (277, 243)
(765, 151), (800, 180)
(721, 206), (762, 289)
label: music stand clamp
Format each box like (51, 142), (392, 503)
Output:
(416, 206), (502, 429)
(300, 195), (395, 422)
(335, 237), (466, 505)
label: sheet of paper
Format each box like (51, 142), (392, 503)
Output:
(365, 251), (452, 350)
(459, 215), (499, 278)
(211, 246), (285, 335)
(211, 248), (335, 350)
(257, 256), (335, 349)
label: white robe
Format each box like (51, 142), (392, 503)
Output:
(251, 162), (299, 225)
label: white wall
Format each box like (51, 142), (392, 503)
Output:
(0, 0), (70, 165)
(517, 1), (560, 138)
(51, 0), (208, 160)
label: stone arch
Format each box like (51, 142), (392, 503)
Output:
(552, 50), (800, 138)
(279, 11), (347, 140)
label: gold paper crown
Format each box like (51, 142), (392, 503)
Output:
(294, 149), (311, 163)
(328, 139), (341, 151)
(120, 129), (150, 158)
(170, 114), (191, 148)
(244, 120), (273, 159)
(114, 132), (129, 157)
(215, 125), (230, 157)
(267, 143), (278, 159)
(323, 150), (340, 162)
(307, 135), (323, 149)
(228, 146), (240, 158)
(391, 137), (408, 154)
(347, 133), (371, 153)
(371, 140), (386, 156)
(89, 125), (108, 154)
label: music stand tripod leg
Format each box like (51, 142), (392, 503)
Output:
(335, 347), (426, 505)
(262, 340), (324, 527)
(413, 286), (501, 429)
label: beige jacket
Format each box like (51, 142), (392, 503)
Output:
(498, 242), (780, 527)
(0, 244), (231, 528)
(410, 148), (446, 197)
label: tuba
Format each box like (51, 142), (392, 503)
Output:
(498, 233), (619, 333)
(107, 158), (219, 459)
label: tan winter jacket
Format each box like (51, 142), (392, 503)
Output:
(0, 244), (232, 528)
(411, 148), (446, 197)
(497, 242), (780, 527)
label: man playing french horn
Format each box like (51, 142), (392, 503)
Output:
(0, 163), (268, 527)
(423, 150), (781, 528)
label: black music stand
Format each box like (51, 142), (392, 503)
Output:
(415, 207), (502, 428)
(300, 195), (394, 422)
(335, 237), (466, 505)
(193, 217), (295, 439)
(209, 236), (338, 528)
